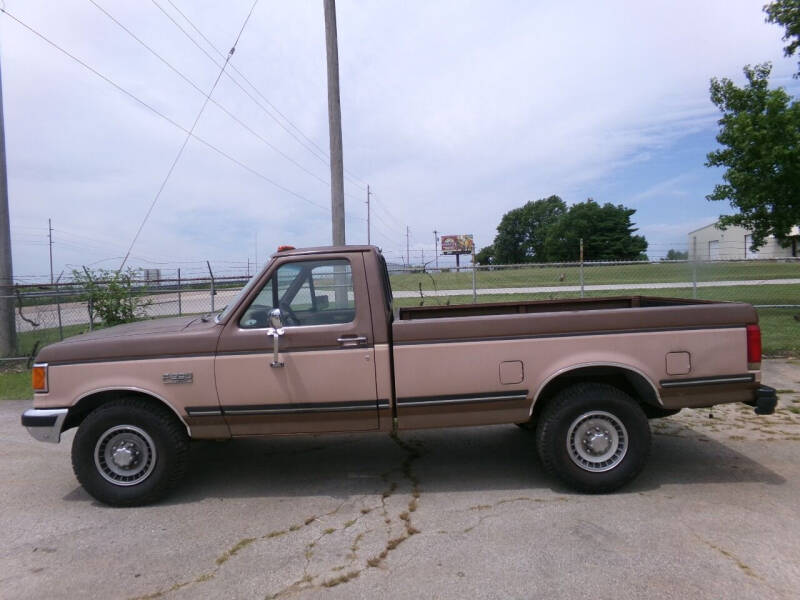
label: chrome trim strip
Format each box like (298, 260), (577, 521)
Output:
(660, 374), (755, 388)
(397, 393), (528, 408)
(209, 400), (381, 417)
(22, 408), (68, 443)
(185, 408), (223, 417)
(224, 405), (376, 416)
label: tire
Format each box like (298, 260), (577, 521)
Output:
(535, 383), (650, 493)
(71, 398), (189, 506)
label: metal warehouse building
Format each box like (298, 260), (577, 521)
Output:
(688, 222), (799, 260)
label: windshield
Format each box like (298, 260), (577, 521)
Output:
(216, 271), (262, 323)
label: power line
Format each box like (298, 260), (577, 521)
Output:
(149, 1), (327, 164)
(119, 0), (261, 271)
(164, 0), (329, 159)
(87, 0), (336, 190)
(0, 7), (331, 214)
(155, 0), (368, 190)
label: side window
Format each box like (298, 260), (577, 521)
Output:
(239, 259), (355, 328)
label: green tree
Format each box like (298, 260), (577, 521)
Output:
(72, 268), (151, 326)
(492, 195), (567, 263)
(664, 249), (688, 260)
(474, 244), (495, 265)
(765, 0), (800, 76)
(706, 63), (800, 249)
(542, 199), (648, 261)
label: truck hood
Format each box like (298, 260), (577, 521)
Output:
(36, 316), (224, 365)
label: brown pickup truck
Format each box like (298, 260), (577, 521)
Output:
(22, 245), (777, 505)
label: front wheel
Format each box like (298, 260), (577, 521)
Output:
(72, 398), (189, 506)
(535, 383), (651, 493)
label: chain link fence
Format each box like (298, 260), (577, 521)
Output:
(388, 258), (800, 307)
(5, 258), (799, 363)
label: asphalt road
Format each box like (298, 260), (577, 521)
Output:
(2, 361), (799, 599)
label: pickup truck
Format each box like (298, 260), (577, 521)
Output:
(22, 245), (777, 505)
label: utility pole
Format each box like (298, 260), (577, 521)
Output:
(324, 0), (346, 246)
(0, 59), (16, 356)
(48, 218), (54, 284)
(433, 230), (439, 269)
(366, 185), (371, 245)
(406, 226), (410, 267)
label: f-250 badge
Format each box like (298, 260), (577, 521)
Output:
(162, 372), (193, 384)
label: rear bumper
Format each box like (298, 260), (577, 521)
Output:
(743, 385), (778, 415)
(21, 408), (68, 443)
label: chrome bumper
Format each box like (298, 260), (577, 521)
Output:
(21, 408), (68, 443)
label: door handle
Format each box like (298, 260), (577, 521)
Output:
(337, 335), (368, 347)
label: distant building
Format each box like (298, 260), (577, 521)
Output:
(688, 222), (799, 260)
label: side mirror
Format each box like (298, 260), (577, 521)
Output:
(269, 308), (284, 330)
(316, 295), (330, 310)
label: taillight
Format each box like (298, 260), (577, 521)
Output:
(32, 364), (48, 393)
(746, 324), (761, 369)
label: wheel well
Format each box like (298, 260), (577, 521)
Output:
(530, 366), (666, 425)
(63, 390), (189, 435)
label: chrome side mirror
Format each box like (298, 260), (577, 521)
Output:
(267, 308), (285, 368)
(269, 308), (284, 331)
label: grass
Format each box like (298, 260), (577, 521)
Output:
(389, 260), (800, 292)
(758, 309), (800, 356)
(0, 369), (31, 400)
(1, 324), (106, 400)
(394, 282), (800, 308)
(17, 323), (101, 357)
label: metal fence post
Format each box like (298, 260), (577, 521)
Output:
(88, 296), (94, 331)
(692, 261), (697, 299)
(579, 239), (585, 298)
(207, 261), (215, 313)
(56, 291), (63, 340)
(177, 268), (182, 316)
(471, 250), (477, 303)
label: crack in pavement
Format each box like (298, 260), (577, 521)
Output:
(127, 499), (354, 600)
(693, 535), (794, 599)
(130, 434), (426, 600)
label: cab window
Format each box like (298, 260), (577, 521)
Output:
(239, 259), (355, 329)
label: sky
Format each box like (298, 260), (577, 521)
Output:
(1, 0), (798, 279)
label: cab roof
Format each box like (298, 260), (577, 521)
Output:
(270, 244), (379, 258)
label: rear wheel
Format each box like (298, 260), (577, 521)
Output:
(72, 398), (189, 506)
(535, 383), (650, 493)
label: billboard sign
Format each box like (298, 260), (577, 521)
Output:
(441, 234), (474, 255)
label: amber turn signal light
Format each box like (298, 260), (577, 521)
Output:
(32, 365), (48, 393)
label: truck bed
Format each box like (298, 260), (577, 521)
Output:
(393, 296), (757, 344)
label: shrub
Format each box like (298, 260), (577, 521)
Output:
(71, 268), (151, 326)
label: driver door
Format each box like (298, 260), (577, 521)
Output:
(214, 254), (379, 435)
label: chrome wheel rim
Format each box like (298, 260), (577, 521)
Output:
(566, 411), (627, 472)
(94, 425), (157, 486)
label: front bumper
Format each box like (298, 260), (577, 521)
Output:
(21, 408), (68, 443)
(743, 385), (778, 415)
